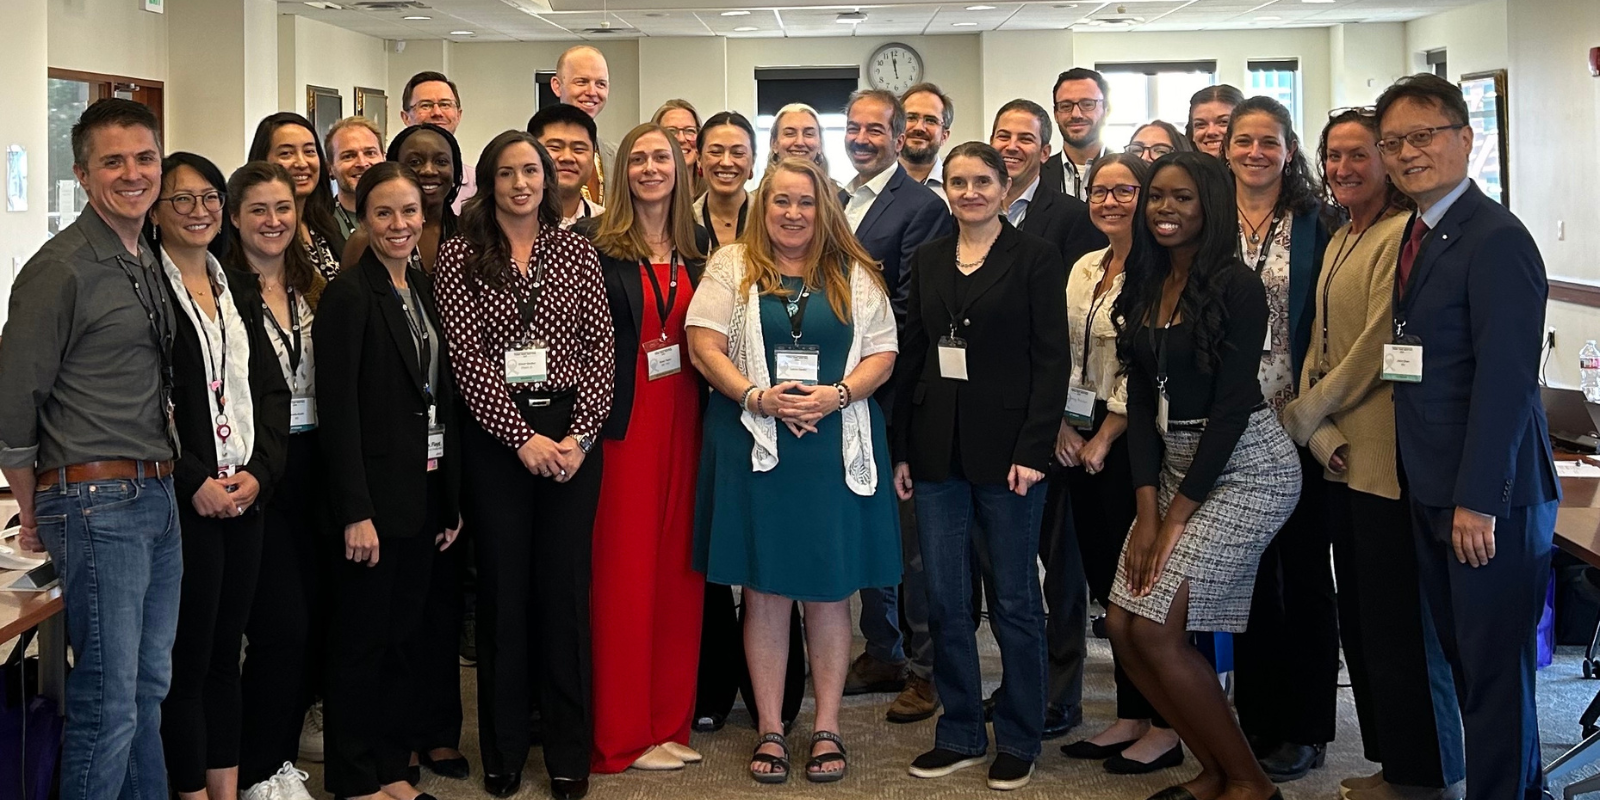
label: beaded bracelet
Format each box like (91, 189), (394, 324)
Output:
(835, 382), (852, 409)
(739, 384), (759, 412)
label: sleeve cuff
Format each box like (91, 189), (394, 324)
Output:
(1306, 423), (1348, 470)
(0, 445), (39, 470)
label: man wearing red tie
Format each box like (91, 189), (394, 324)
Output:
(1379, 73), (1559, 800)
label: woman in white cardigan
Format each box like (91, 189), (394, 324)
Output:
(686, 157), (900, 786)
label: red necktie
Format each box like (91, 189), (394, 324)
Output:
(1399, 219), (1429, 294)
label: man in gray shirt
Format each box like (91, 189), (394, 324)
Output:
(0, 98), (182, 800)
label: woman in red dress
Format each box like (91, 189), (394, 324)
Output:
(575, 122), (710, 774)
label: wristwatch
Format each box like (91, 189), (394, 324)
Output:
(576, 434), (596, 454)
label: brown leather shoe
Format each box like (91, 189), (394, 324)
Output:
(885, 674), (939, 723)
(842, 652), (907, 696)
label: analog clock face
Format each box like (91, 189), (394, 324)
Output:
(868, 44), (923, 95)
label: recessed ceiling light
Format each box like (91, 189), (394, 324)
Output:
(734, 25), (759, 31)
(1301, 0), (1335, 3)
(302, 1), (342, 8)
(644, 12), (665, 17)
(450, 29), (475, 35)
(966, 4), (995, 9)
(952, 21), (978, 26)
(403, 15), (430, 20)
(721, 10), (751, 16)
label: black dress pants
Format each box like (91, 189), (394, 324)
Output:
(694, 585), (806, 728)
(163, 503), (266, 793)
(413, 535), (464, 754)
(324, 531), (436, 797)
(240, 434), (330, 788)
(1328, 481), (1461, 788)
(463, 417), (599, 780)
(1235, 447), (1339, 747)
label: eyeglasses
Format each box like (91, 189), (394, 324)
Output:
(662, 125), (699, 140)
(1123, 143), (1173, 160)
(410, 100), (458, 114)
(1054, 99), (1103, 115)
(1088, 184), (1139, 204)
(158, 191), (223, 215)
(1328, 106), (1377, 118)
(1376, 123), (1467, 155)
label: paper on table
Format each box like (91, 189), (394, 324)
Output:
(1556, 460), (1600, 478)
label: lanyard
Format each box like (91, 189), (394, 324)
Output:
(263, 288), (303, 375)
(180, 271), (232, 442)
(115, 253), (178, 455)
(392, 281), (433, 404)
(517, 241), (548, 330)
(1238, 216), (1283, 275)
(642, 251), (680, 341)
(784, 281), (812, 345)
(1317, 210), (1382, 373)
(1148, 293), (1180, 396)
(701, 197), (749, 249)
(1079, 253), (1114, 390)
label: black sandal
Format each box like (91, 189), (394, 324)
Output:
(749, 732), (790, 784)
(806, 730), (848, 783)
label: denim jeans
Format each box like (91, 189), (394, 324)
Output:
(858, 498), (933, 677)
(915, 476), (1047, 761)
(34, 473), (182, 800)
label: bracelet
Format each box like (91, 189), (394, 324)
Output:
(834, 382), (851, 409)
(754, 389), (767, 418)
(739, 384), (759, 412)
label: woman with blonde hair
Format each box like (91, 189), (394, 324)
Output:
(687, 157), (901, 785)
(767, 103), (832, 177)
(651, 99), (706, 197)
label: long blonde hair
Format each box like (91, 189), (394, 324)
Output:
(738, 157), (883, 323)
(592, 123), (706, 262)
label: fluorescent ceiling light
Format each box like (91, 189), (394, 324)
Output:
(952, 21), (978, 26)
(450, 29), (475, 34)
(403, 15), (431, 20)
(734, 25), (758, 31)
(966, 4), (995, 9)
(721, 10), (751, 15)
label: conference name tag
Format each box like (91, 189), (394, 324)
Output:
(290, 395), (317, 433)
(1381, 343), (1423, 383)
(505, 342), (549, 384)
(938, 336), (969, 381)
(774, 345), (820, 385)
(1157, 391), (1170, 435)
(1264, 326), (1273, 353)
(643, 339), (682, 381)
(426, 424), (445, 472)
(1066, 386), (1096, 429)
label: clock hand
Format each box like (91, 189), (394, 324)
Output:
(894, 54), (900, 78)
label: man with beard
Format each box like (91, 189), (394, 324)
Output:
(838, 88), (952, 727)
(899, 83), (953, 201)
(325, 116), (386, 239)
(1042, 68), (1113, 201)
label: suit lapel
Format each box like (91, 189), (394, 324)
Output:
(363, 252), (426, 394)
(855, 170), (900, 237)
(1407, 183), (1483, 302)
(1020, 187), (1055, 235)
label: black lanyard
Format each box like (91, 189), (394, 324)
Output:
(517, 240), (548, 330)
(1149, 291), (1180, 394)
(392, 281), (433, 404)
(180, 270), (231, 441)
(116, 253), (178, 455)
(784, 281), (812, 345)
(1238, 216), (1283, 275)
(263, 288), (303, 376)
(702, 197), (749, 249)
(642, 251), (680, 341)
(1079, 253), (1114, 389)
(1317, 210), (1383, 373)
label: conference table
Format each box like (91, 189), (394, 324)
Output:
(0, 490), (66, 708)
(1544, 453), (1600, 797)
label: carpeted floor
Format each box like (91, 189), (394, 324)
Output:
(294, 623), (1600, 800)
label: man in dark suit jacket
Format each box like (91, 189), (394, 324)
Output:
(1379, 74), (1558, 800)
(838, 88), (951, 723)
(1039, 68), (1113, 202)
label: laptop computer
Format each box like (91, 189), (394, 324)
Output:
(1543, 386), (1600, 452)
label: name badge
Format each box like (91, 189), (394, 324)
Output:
(938, 336), (968, 381)
(505, 341), (549, 385)
(1066, 386), (1096, 429)
(774, 345), (820, 385)
(217, 464), (237, 480)
(1263, 325), (1273, 353)
(1157, 391), (1170, 434)
(643, 338), (682, 381)
(290, 395), (317, 433)
(1381, 343), (1423, 383)
(426, 424), (445, 471)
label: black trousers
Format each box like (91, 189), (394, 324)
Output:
(413, 535), (464, 753)
(695, 585), (806, 728)
(240, 435), (330, 788)
(1235, 447), (1339, 747)
(1328, 482), (1459, 788)
(463, 417), (599, 780)
(324, 530), (436, 797)
(162, 503), (265, 793)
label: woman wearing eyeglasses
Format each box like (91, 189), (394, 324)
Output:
(653, 100), (706, 199)
(1224, 95), (1337, 783)
(1125, 121), (1194, 164)
(1279, 107), (1463, 798)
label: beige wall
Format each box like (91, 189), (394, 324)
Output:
(164, 0), (278, 168)
(277, 14), (389, 145)
(1329, 22), (1407, 107)
(0, 0), (51, 327)
(979, 31), (1073, 131)
(1403, 0), (1508, 81)
(47, 0), (167, 82)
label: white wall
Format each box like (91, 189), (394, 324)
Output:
(164, 0), (277, 168)
(638, 37), (728, 128)
(278, 15), (388, 121)
(47, 0), (167, 82)
(1329, 22), (1407, 107)
(979, 31), (1073, 131)
(1403, 0), (1508, 81)
(0, 0), (51, 327)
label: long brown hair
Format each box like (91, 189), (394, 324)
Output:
(592, 124), (705, 263)
(458, 131), (565, 290)
(738, 157), (883, 323)
(223, 161), (320, 297)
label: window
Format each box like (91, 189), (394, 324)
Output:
(1096, 61), (1218, 150)
(753, 67), (859, 186)
(46, 69), (163, 238)
(1426, 49), (1449, 79)
(535, 70), (560, 110)
(1247, 59), (1301, 136)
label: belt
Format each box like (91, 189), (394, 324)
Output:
(36, 460), (175, 488)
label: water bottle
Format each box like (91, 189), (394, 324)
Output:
(1582, 340), (1600, 402)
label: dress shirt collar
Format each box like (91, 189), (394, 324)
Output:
(81, 204), (154, 266)
(848, 161), (900, 197)
(1419, 177), (1473, 230)
(1006, 174), (1042, 224)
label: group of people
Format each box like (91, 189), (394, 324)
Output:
(0, 39), (1557, 800)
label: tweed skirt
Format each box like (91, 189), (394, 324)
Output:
(1110, 406), (1301, 632)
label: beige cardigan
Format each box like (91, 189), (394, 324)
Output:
(1281, 212), (1407, 500)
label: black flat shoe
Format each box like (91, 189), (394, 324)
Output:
(1105, 744), (1184, 775)
(550, 776), (589, 800)
(419, 751), (470, 779)
(1260, 742), (1326, 782)
(692, 713), (726, 733)
(1060, 737), (1137, 760)
(407, 764), (421, 785)
(483, 771), (522, 798)
(1041, 705), (1083, 740)
(1146, 786), (1198, 800)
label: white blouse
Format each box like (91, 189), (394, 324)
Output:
(162, 249), (255, 472)
(263, 290), (316, 410)
(1065, 247), (1129, 416)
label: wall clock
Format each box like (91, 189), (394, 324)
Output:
(867, 42), (924, 95)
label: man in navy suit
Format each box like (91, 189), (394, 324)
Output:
(1379, 73), (1559, 800)
(837, 88), (952, 725)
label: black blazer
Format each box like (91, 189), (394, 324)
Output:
(1018, 179), (1108, 270)
(572, 220), (711, 439)
(892, 222), (1071, 484)
(164, 267), (290, 508)
(314, 248), (461, 537)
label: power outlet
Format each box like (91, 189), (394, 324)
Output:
(1548, 326), (1558, 349)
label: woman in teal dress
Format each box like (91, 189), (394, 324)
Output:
(686, 156), (901, 786)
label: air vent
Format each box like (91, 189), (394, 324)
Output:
(581, 18), (639, 35)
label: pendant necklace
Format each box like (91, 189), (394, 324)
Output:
(1239, 206), (1273, 246)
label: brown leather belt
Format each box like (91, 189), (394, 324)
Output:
(36, 460), (175, 488)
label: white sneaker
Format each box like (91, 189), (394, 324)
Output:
(241, 776), (280, 800)
(271, 762), (315, 800)
(298, 701), (325, 762)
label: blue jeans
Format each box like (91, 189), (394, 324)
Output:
(915, 476), (1047, 761)
(34, 473), (182, 800)
(859, 498), (933, 677)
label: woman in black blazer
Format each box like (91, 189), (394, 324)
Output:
(893, 142), (1069, 791)
(148, 151), (290, 800)
(313, 161), (462, 800)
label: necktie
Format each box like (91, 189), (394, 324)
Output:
(1398, 218), (1429, 294)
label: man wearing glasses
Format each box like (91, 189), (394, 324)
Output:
(1042, 68), (1113, 202)
(1379, 73), (1558, 800)
(899, 83), (954, 201)
(401, 70), (475, 212)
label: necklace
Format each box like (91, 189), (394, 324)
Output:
(957, 231), (998, 272)
(785, 281), (809, 316)
(1238, 205), (1274, 245)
